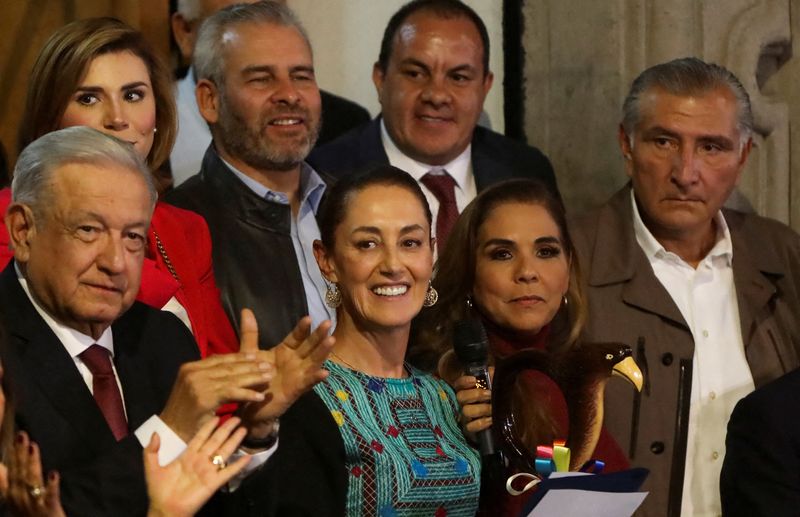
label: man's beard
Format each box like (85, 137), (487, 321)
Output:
(215, 97), (321, 172)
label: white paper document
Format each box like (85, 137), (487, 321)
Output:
(527, 489), (648, 517)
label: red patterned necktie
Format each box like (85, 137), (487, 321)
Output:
(79, 344), (128, 441)
(420, 170), (458, 253)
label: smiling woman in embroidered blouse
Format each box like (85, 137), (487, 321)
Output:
(0, 18), (237, 357)
(262, 165), (480, 516)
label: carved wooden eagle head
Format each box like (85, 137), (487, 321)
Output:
(492, 342), (643, 472)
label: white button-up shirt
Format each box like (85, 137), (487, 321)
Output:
(171, 70), (211, 186)
(631, 192), (754, 516)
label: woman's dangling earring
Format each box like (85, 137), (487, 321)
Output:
(325, 282), (342, 308)
(466, 295), (473, 308)
(423, 281), (439, 307)
(562, 294), (569, 306)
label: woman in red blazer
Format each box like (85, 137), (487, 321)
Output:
(1, 18), (238, 357)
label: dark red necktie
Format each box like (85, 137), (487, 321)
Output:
(420, 170), (458, 253)
(80, 345), (128, 441)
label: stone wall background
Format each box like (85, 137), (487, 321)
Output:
(521, 0), (800, 230)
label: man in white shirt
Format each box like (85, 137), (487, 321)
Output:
(570, 57), (800, 516)
(1, 127), (332, 516)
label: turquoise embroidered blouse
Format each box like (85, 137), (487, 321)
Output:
(314, 361), (481, 517)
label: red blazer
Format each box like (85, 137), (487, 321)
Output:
(0, 188), (238, 357)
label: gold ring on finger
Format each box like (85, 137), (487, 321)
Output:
(211, 454), (227, 470)
(28, 485), (44, 499)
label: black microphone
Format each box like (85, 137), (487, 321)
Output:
(453, 318), (495, 457)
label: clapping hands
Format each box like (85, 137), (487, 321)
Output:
(236, 310), (335, 443)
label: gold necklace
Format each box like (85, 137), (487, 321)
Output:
(331, 350), (413, 380)
(331, 350), (359, 371)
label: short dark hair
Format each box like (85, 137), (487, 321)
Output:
(318, 165), (432, 249)
(377, 0), (490, 76)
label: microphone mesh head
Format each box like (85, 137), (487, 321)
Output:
(452, 318), (489, 364)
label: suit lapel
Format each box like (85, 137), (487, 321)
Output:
(364, 117), (390, 165)
(0, 265), (116, 444)
(470, 127), (523, 191)
(588, 187), (688, 329)
(470, 128), (502, 191)
(112, 309), (161, 429)
(470, 141), (490, 192)
(18, 332), (117, 444)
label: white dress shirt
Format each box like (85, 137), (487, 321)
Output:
(380, 119), (477, 244)
(631, 192), (754, 516)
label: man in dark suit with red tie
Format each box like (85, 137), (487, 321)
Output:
(0, 127), (332, 516)
(308, 0), (558, 251)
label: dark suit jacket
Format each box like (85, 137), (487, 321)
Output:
(318, 91), (371, 146)
(0, 263), (201, 517)
(721, 368), (800, 517)
(307, 117), (559, 196)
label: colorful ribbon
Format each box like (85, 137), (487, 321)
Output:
(534, 440), (570, 474)
(505, 442), (607, 496)
(532, 440), (605, 475)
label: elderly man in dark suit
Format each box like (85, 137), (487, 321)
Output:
(569, 57), (800, 516)
(1, 127), (332, 516)
(308, 0), (558, 253)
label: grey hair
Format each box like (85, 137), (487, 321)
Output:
(622, 57), (754, 145)
(193, 1), (311, 87)
(12, 126), (156, 217)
